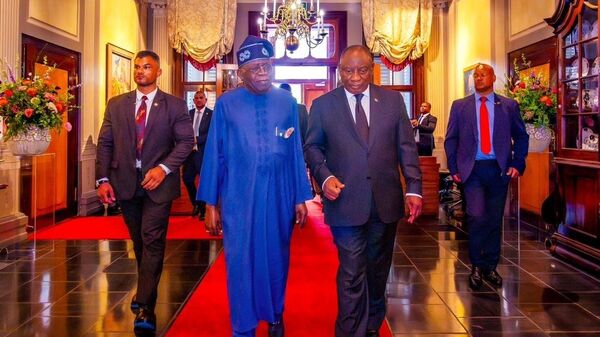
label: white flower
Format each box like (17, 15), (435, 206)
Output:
(47, 101), (58, 113)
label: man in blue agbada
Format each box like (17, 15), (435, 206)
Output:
(197, 35), (312, 337)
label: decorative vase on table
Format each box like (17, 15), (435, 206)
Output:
(7, 125), (51, 156)
(525, 123), (552, 152)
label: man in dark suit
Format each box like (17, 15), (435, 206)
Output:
(183, 90), (212, 219)
(305, 45), (423, 337)
(444, 63), (528, 290)
(96, 50), (194, 332)
(412, 101), (437, 156)
(279, 83), (309, 144)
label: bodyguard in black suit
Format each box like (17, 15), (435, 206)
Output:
(183, 90), (212, 219)
(412, 101), (437, 156)
(305, 45), (423, 337)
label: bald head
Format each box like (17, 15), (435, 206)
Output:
(340, 45), (373, 62)
(473, 63), (496, 95)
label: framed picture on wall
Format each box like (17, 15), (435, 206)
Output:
(463, 64), (478, 96)
(106, 44), (134, 101)
(216, 64), (239, 96)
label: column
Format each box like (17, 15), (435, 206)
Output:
(425, 4), (451, 169)
(0, 0), (29, 248)
(79, 0), (103, 215)
(148, 0), (172, 94)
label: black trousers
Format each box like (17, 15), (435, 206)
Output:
(183, 151), (206, 214)
(463, 160), (509, 270)
(120, 170), (172, 310)
(329, 199), (397, 337)
(417, 142), (433, 156)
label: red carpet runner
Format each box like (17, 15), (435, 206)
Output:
(166, 199), (393, 337)
(31, 216), (220, 240)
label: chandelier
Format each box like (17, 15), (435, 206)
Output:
(257, 0), (327, 53)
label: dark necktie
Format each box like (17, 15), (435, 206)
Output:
(193, 109), (202, 135)
(354, 93), (369, 143)
(135, 96), (148, 161)
(479, 96), (491, 154)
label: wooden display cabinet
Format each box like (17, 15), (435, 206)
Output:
(546, 0), (600, 272)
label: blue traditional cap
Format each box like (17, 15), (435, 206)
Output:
(236, 35), (274, 67)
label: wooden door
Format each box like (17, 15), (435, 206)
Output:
(22, 35), (80, 226)
(303, 82), (329, 111)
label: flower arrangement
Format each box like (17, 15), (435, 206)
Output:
(0, 57), (74, 141)
(503, 55), (557, 128)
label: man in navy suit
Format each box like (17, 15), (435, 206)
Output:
(411, 101), (437, 156)
(444, 63), (528, 290)
(183, 90), (212, 220)
(305, 45), (422, 337)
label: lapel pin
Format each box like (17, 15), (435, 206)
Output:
(284, 127), (295, 139)
(153, 102), (159, 107)
(374, 98), (379, 103)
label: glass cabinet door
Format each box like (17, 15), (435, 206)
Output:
(560, 3), (599, 153)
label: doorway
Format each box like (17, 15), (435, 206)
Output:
(21, 35), (80, 228)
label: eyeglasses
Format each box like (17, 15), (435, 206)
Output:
(246, 62), (273, 75)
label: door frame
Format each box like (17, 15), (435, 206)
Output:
(21, 34), (80, 223)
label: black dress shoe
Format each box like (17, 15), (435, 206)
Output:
(268, 319), (284, 337)
(469, 266), (483, 290)
(366, 330), (380, 337)
(192, 204), (200, 216)
(130, 294), (140, 314)
(134, 307), (156, 332)
(483, 269), (503, 288)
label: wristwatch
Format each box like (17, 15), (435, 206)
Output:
(95, 177), (109, 188)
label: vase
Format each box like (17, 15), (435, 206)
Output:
(7, 125), (52, 156)
(525, 123), (552, 152)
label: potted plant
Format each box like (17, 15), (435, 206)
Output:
(504, 55), (557, 152)
(0, 57), (74, 156)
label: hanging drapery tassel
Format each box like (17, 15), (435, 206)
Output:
(380, 55), (412, 72)
(184, 53), (218, 71)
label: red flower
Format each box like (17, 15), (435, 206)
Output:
(4, 90), (13, 98)
(545, 98), (553, 107)
(26, 87), (37, 97)
(24, 108), (34, 118)
(54, 102), (64, 113)
(519, 82), (526, 88)
(540, 96), (549, 103)
(0, 98), (8, 107)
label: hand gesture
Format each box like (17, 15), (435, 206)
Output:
(406, 195), (423, 224)
(295, 203), (308, 228)
(141, 167), (167, 190)
(205, 205), (222, 236)
(97, 182), (116, 204)
(323, 176), (345, 201)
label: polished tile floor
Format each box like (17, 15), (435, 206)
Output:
(1, 214), (599, 336)
(0, 238), (222, 337)
(386, 217), (600, 337)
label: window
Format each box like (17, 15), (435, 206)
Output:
(269, 24), (335, 59)
(374, 56), (423, 118)
(182, 58), (217, 110)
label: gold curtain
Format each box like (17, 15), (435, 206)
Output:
(362, 0), (433, 65)
(168, 0), (237, 63)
